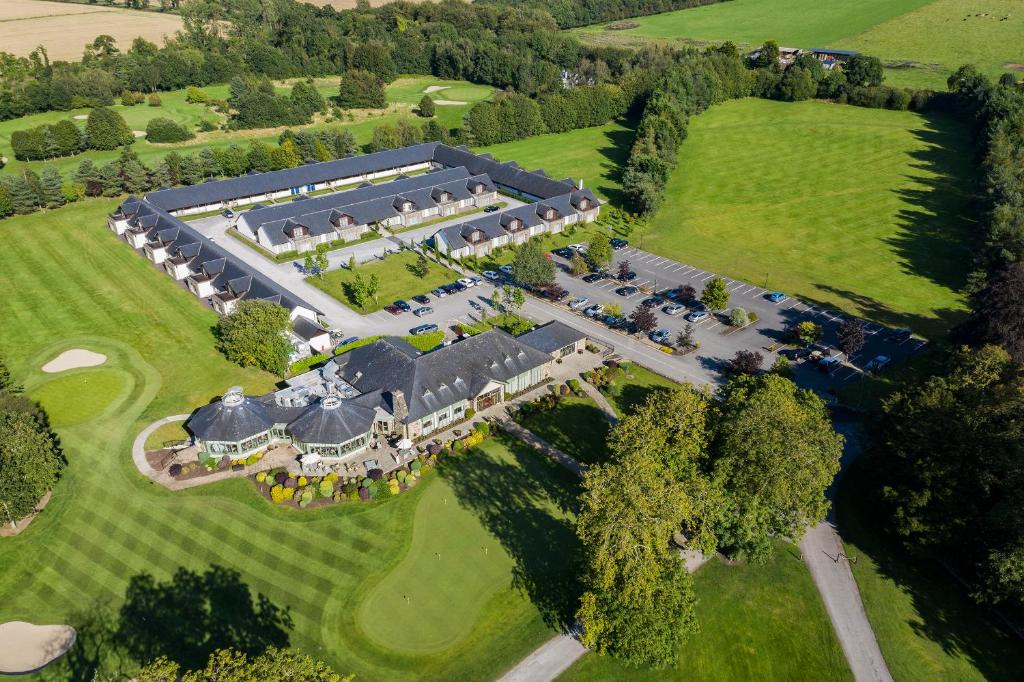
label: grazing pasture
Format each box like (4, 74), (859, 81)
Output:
(641, 98), (974, 336)
(0, 0), (183, 60)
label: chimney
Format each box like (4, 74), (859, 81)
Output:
(578, 178), (584, 190)
(390, 389), (408, 422)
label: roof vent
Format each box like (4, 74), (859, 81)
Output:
(322, 395), (341, 410)
(223, 387), (244, 406)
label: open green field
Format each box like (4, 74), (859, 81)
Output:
(572, 0), (1024, 90)
(0, 199), (579, 680)
(835, 462), (1024, 681)
(642, 98), (974, 336)
(559, 539), (852, 681)
(0, 75), (488, 178)
(308, 250), (461, 314)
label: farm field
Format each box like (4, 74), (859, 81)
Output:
(559, 539), (852, 681)
(0, 75), (491, 178)
(0, 199), (579, 680)
(0, 0), (182, 61)
(835, 463), (1024, 681)
(640, 98), (974, 336)
(571, 0), (1024, 90)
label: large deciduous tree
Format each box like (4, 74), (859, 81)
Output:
(836, 318), (866, 357)
(0, 410), (63, 521)
(215, 300), (291, 375)
(700, 277), (730, 311)
(139, 647), (346, 682)
(510, 240), (555, 288)
(586, 236), (612, 269)
(337, 70), (386, 109)
(85, 106), (134, 150)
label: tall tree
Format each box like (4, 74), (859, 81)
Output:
(138, 647), (346, 682)
(510, 240), (555, 288)
(85, 106), (134, 150)
(39, 166), (65, 208)
(956, 262), (1024, 363)
(836, 318), (866, 357)
(0, 410), (63, 521)
(700, 277), (730, 311)
(417, 95), (435, 118)
(215, 300), (291, 375)
(586, 236), (612, 269)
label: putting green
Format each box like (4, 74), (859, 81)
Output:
(30, 368), (134, 427)
(356, 475), (514, 654)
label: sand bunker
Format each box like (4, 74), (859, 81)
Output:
(133, 130), (146, 138)
(72, 114), (87, 120)
(0, 621), (76, 675)
(42, 349), (107, 373)
(423, 85), (449, 93)
(433, 99), (467, 106)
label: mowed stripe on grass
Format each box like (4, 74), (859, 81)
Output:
(642, 98), (974, 336)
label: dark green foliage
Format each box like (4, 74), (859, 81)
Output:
(538, 84), (627, 134)
(291, 80), (326, 118)
(337, 70), (386, 109)
(85, 106), (134, 150)
(417, 95), (435, 118)
(0, 184), (13, 218)
(0, 409), (63, 521)
(844, 55), (885, 87)
(10, 119), (83, 160)
(350, 40), (397, 83)
(145, 117), (194, 143)
(369, 123), (400, 152)
(229, 76), (309, 130)
(466, 93), (546, 146)
(956, 261), (1024, 363)
(215, 300), (292, 375)
(510, 240), (555, 288)
(39, 166), (65, 208)
(777, 66), (817, 102)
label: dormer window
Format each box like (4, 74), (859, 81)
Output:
(579, 198), (590, 210)
(402, 201), (412, 211)
(545, 209), (556, 220)
(469, 230), (485, 243)
(473, 184), (483, 194)
(439, 192), (452, 202)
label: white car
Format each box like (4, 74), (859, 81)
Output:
(568, 243), (585, 251)
(686, 310), (710, 323)
(482, 270), (500, 280)
(568, 296), (590, 310)
(457, 277), (476, 288)
(649, 328), (671, 344)
(499, 264), (514, 275)
(584, 304), (604, 317)
(663, 304), (686, 316)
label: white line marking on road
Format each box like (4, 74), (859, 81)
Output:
(698, 273), (715, 282)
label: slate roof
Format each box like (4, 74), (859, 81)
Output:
(187, 392), (274, 442)
(517, 321), (588, 355)
(293, 316), (329, 343)
(286, 393), (378, 445)
(331, 329), (551, 421)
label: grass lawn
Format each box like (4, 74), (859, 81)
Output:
(513, 396), (611, 465)
(641, 98), (974, 337)
(835, 462), (1024, 681)
(559, 539), (852, 681)
(477, 118), (635, 206)
(307, 250), (461, 314)
(143, 420), (191, 451)
(0, 199), (581, 680)
(603, 363), (680, 417)
(571, 0), (1022, 90)
(0, 75), (486, 178)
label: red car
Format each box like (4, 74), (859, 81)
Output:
(385, 304), (403, 315)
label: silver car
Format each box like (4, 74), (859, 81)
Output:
(568, 296), (590, 310)
(663, 304), (686, 316)
(413, 306), (433, 317)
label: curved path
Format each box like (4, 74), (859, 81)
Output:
(577, 381), (619, 425)
(132, 414), (190, 479)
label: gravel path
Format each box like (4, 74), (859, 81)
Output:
(132, 414), (190, 479)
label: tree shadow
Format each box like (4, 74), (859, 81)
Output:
(592, 117), (637, 208)
(438, 432), (583, 630)
(610, 381), (671, 417)
(515, 399), (610, 465)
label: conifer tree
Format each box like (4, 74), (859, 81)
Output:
(40, 166), (65, 208)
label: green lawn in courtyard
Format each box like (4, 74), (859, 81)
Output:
(835, 463), (1024, 681)
(307, 250), (461, 314)
(640, 98), (974, 337)
(0, 199), (580, 680)
(560, 539), (851, 681)
(513, 395), (611, 465)
(477, 119), (635, 206)
(570, 0), (1022, 90)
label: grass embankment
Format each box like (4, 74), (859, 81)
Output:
(0, 76), (491, 178)
(559, 539), (852, 681)
(570, 0), (1022, 90)
(835, 462), (1024, 681)
(0, 199), (580, 680)
(307, 250), (461, 314)
(641, 98), (973, 337)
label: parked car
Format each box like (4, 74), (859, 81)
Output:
(568, 243), (585, 251)
(499, 264), (514, 275)
(610, 238), (628, 250)
(780, 347), (812, 361)
(582, 272), (605, 283)
(457, 277), (476, 288)
(552, 247), (573, 259)
(483, 204), (500, 213)
(412, 294), (431, 305)
(663, 304), (686, 316)
(385, 305), (402, 316)
(569, 296), (590, 310)
(649, 328), (671, 344)
(639, 296), (664, 308)
(618, 270), (637, 281)
(394, 299), (411, 312)
(431, 287), (447, 298)
(818, 356), (842, 373)
(339, 336), (359, 346)
(413, 306), (433, 317)
(539, 285), (569, 302)
(603, 314), (626, 327)
(686, 310), (710, 323)
(766, 291), (787, 303)
(864, 355), (891, 371)
(441, 284), (458, 295)
(222, 209), (235, 218)
(410, 323), (439, 335)
(450, 281), (467, 292)
(470, 276), (482, 285)
(584, 304), (604, 317)
(887, 328), (913, 342)
(615, 286), (639, 296)
(482, 270), (501, 280)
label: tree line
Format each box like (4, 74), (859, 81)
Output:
(477, 0), (729, 30)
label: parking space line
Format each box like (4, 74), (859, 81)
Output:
(706, 321), (722, 331)
(698, 273), (715, 282)
(727, 281), (746, 291)
(635, 280), (652, 289)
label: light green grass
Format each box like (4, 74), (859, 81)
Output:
(559, 539), (852, 681)
(0, 76), (483, 178)
(0, 199), (578, 680)
(308, 250), (461, 314)
(143, 420), (190, 451)
(385, 77), (495, 106)
(641, 98), (973, 336)
(836, 462), (1024, 681)
(30, 367), (134, 427)
(477, 119), (635, 206)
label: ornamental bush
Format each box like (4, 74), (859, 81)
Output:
(465, 408), (476, 419)
(218, 455), (230, 470)
(85, 107), (134, 150)
(270, 484), (286, 504)
(274, 471), (288, 484)
(298, 476), (308, 487)
(410, 460), (422, 472)
(148, 93), (161, 107)
(255, 471), (267, 483)
(245, 453), (260, 465)
(360, 477), (372, 488)
(368, 468), (384, 481)
(567, 378), (581, 394)
(474, 421), (490, 437)
(325, 472), (338, 482)
(373, 479), (392, 499)
(342, 482), (358, 494)
(396, 470), (407, 483)
(168, 463), (182, 477)
(318, 480), (333, 497)
(284, 477), (297, 488)
(358, 486), (370, 501)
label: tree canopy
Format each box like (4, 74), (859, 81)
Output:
(215, 300), (292, 375)
(138, 646), (348, 682)
(510, 240), (555, 288)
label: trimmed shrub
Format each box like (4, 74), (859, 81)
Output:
(245, 453), (260, 465)
(274, 471), (288, 484)
(567, 378), (581, 394)
(325, 472), (339, 482)
(368, 468), (384, 481)
(270, 484), (287, 504)
(396, 470), (407, 483)
(474, 421), (490, 437)
(168, 463), (182, 477)
(298, 476), (308, 487)
(426, 443), (441, 456)
(255, 471), (267, 483)
(148, 93), (161, 106)
(360, 477), (372, 488)
(85, 107), (134, 150)
(218, 455), (230, 470)
(284, 477), (297, 488)
(342, 482), (358, 494)
(464, 408), (476, 419)
(410, 460), (422, 472)
(373, 479), (392, 499)
(358, 486), (371, 501)
(729, 307), (750, 328)
(318, 480), (333, 497)
(197, 119), (217, 132)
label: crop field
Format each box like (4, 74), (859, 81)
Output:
(641, 98), (974, 336)
(0, 199), (581, 679)
(572, 0), (1024, 90)
(0, 76), (488, 178)
(0, 0), (183, 61)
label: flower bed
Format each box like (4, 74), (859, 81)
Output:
(168, 450), (266, 481)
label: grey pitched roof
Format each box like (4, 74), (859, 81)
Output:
(187, 391), (274, 442)
(145, 143), (441, 212)
(286, 394), (376, 445)
(293, 316), (328, 342)
(332, 329), (550, 422)
(517, 321), (588, 354)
